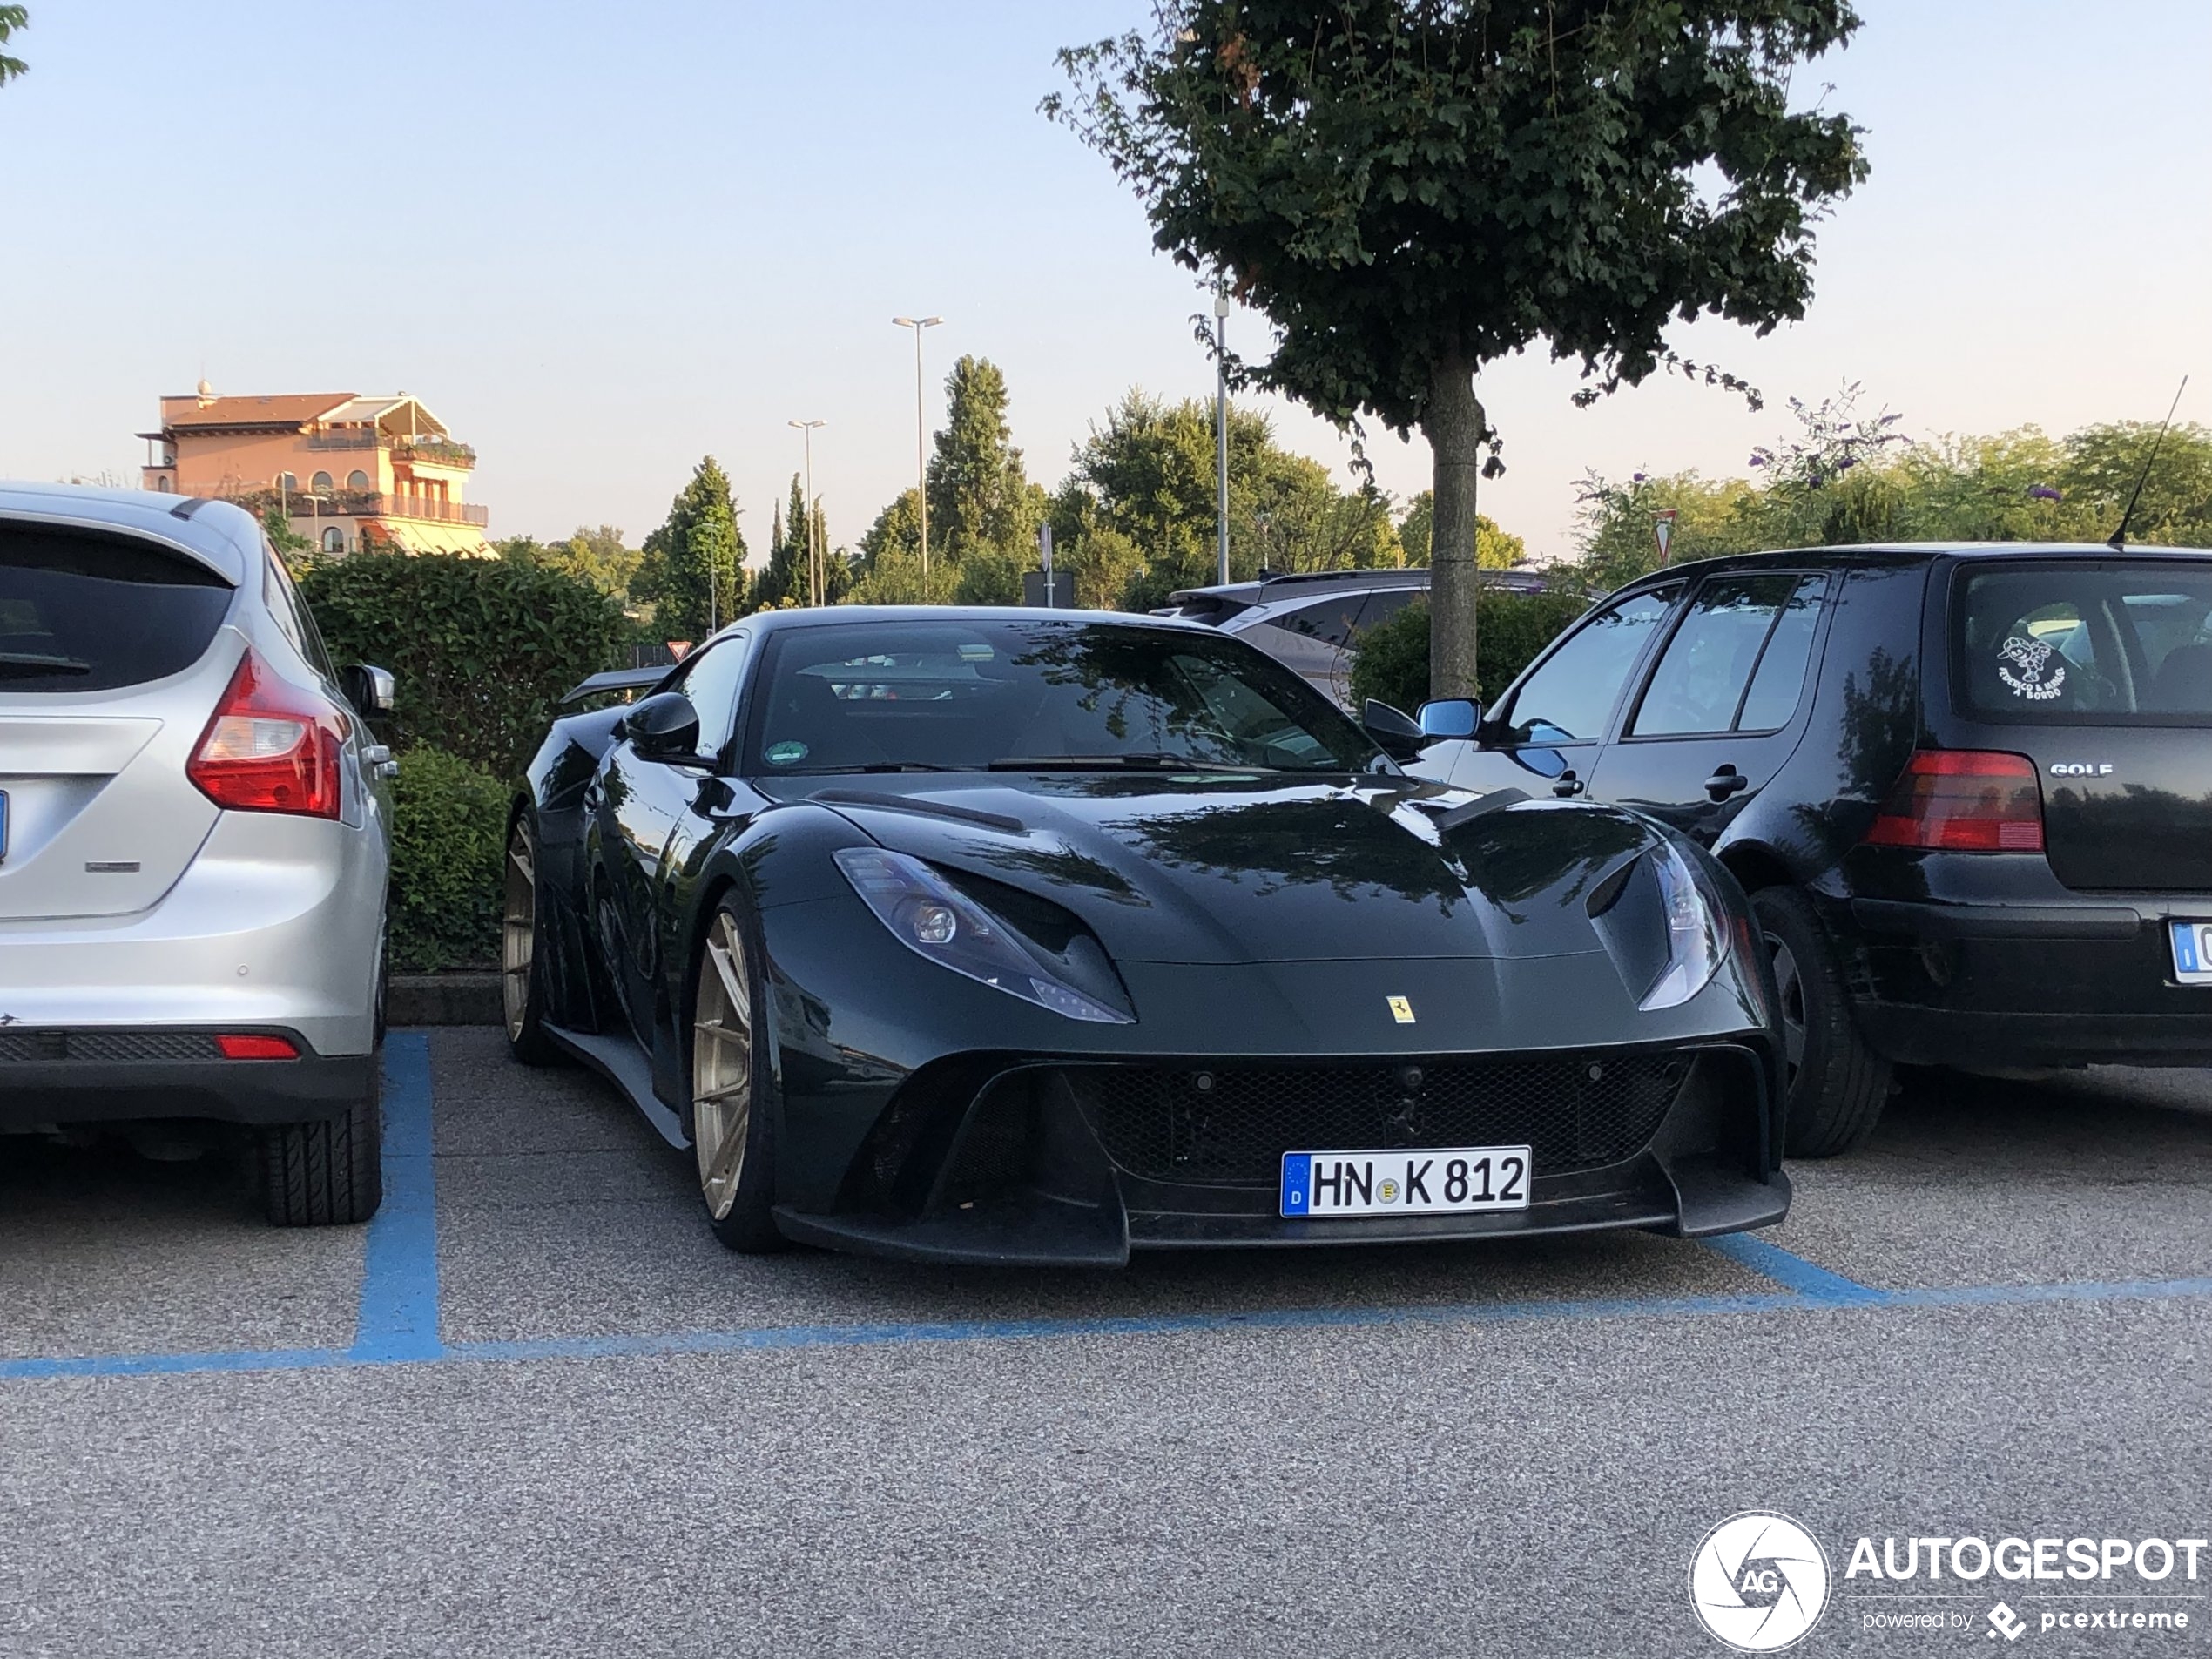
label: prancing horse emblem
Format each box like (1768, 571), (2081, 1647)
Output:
(1387, 996), (1416, 1025)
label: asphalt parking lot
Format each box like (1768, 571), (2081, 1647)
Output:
(3, 1030), (2209, 1658)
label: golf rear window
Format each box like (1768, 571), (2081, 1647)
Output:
(0, 525), (234, 693)
(1954, 559), (2212, 724)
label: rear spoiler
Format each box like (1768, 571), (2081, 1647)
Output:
(560, 666), (671, 706)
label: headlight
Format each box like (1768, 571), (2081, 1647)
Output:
(833, 847), (1135, 1024)
(1640, 842), (1725, 1010)
(1588, 840), (1727, 1012)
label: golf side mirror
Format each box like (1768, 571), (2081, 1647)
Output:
(1360, 698), (1428, 763)
(1416, 698), (1482, 739)
(341, 664), (395, 718)
(623, 691), (706, 765)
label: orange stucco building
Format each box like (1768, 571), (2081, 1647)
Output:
(138, 385), (490, 555)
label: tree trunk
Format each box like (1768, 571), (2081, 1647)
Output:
(1421, 350), (1485, 705)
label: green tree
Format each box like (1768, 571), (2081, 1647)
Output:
(1049, 1), (1869, 701)
(927, 356), (1041, 566)
(1399, 493), (1524, 570)
(752, 475), (813, 610)
(0, 6), (27, 87)
(637, 457), (746, 642)
(261, 503), (314, 561)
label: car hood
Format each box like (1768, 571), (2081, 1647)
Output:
(764, 772), (1656, 966)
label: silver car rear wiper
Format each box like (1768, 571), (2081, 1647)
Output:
(0, 652), (91, 677)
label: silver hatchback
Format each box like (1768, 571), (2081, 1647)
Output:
(0, 484), (394, 1224)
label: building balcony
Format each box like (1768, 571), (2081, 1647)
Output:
(377, 494), (489, 527)
(394, 435), (477, 470)
(305, 430), (381, 452)
(215, 484), (488, 529)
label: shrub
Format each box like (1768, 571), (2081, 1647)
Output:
(1348, 587), (1594, 717)
(388, 746), (509, 973)
(299, 551), (631, 781)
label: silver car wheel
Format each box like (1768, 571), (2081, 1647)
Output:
(502, 820), (536, 1042)
(692, 911), (755, 1223)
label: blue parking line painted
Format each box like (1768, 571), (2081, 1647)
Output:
(1699, 1232), (1888, 1305)
(347, 1032), (446, 1364)
(8, 1273), (2212, 1384)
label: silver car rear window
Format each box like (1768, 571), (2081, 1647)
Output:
(0, 525), (234, 693)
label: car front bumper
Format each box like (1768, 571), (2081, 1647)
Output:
(772, 1040), (1785, 1268)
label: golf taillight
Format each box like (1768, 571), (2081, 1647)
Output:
(216, 1034), (299, 1060)
(1865, 750), (2044, 853)
(188, 650), (347, 819)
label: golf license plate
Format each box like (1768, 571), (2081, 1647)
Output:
(1280, 1146), (1532, 1218)
(2170, 921), (2212, 986)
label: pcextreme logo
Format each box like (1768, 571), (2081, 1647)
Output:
(1689, 1512), (1832, 1652)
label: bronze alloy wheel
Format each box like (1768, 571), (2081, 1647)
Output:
(502, 819), (536, 1043)
(691, 908), (756, 1222)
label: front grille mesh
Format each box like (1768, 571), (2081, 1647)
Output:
(1066, 1053), (1691, 1184)
(0, 1030), (221, 1063)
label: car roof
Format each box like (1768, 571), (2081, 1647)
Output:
(1615, 542), (2212, 589)
(1166, 565), (1548, 607)
(0, 482), (260, 586)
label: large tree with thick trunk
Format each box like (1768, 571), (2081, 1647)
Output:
(1048, 1), (1867, 700)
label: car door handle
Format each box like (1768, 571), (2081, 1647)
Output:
(1705, 765), (1750, 802)
(1552, 769), (1584, 799)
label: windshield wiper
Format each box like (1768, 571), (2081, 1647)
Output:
(0, 653), (91, 678)
(799, 762), (968, 774)
(986, 753), (1272, 772)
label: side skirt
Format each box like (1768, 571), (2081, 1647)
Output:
(545, 1022), (689, 1150)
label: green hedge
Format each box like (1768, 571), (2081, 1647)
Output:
(388, 747), (509, 973)
(1348, 587), (1594, 716)
(299, 551), (631, 783)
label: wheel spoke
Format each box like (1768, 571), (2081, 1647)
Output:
(708, 941), (751, 1030)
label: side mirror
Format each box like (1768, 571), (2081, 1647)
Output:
(622, 691), (706, 765)
(1360, 698), (1428, 763)
(341, 664), (395, 718)
(1416, 698), (1482, 740)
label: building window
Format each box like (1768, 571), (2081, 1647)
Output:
(347, 469), (369, 489)
(280, 472), (299, 492)
(311, 470), (334, 492)
(155, 475), (172, 492)
(322, 527), (346, 554)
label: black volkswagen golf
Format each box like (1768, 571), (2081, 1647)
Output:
(1416, 543), (2212, 1156)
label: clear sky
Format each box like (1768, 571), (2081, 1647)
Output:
(2, 1), (2206, 563)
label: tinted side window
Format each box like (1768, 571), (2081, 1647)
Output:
(1737, 576), (1829, 731)
(263, 553), (334, 679)
(0, 526), (233, 693)
(1501, 585), (1681, 744)
(1349, 589), (1417, 641)
(672, 637), (752, 759)
(1272, 595), (1364, 649)
(1632, 573), (1824, 737)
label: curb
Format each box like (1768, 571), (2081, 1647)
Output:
(390, 973), (502, 1028)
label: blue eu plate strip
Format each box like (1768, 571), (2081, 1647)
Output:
(1279, 1153), (1312, 1217)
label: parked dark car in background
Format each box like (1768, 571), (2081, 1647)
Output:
(1407, 543), (2212, 1157)
(1157, 566), (1548, 707)
(503, 607), (1787, 1264)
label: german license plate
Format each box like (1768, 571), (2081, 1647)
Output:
(2169, 921), (2212, 986)
(1280, 1146), (1532, 1218)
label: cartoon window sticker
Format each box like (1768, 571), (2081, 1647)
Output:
(765, 740), (810, 766)
(1996, 635), (2067, 702)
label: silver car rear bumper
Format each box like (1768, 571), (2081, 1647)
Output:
(0, 811), (385, 1061)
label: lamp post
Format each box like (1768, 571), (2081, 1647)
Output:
(892, 315), (944, 598)
(787, 419), (826, 606)
(1213, 289), (1231, 587)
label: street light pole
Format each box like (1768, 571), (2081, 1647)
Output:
(787, 419), (826, 606)
(1213, 290), (1231, 587)
(892, 315), (944, 598)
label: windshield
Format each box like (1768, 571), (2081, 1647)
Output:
(744, 617), (1390, 776)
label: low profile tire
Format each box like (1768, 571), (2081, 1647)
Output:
(261, 1055), (384, 1226)
(503, 813), (559, 1067)
(690, 894), (785, 1253)
(1751, 885), (1891, 1158)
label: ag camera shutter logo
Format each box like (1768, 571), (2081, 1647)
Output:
(1689, 1512), (1831, 1652)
